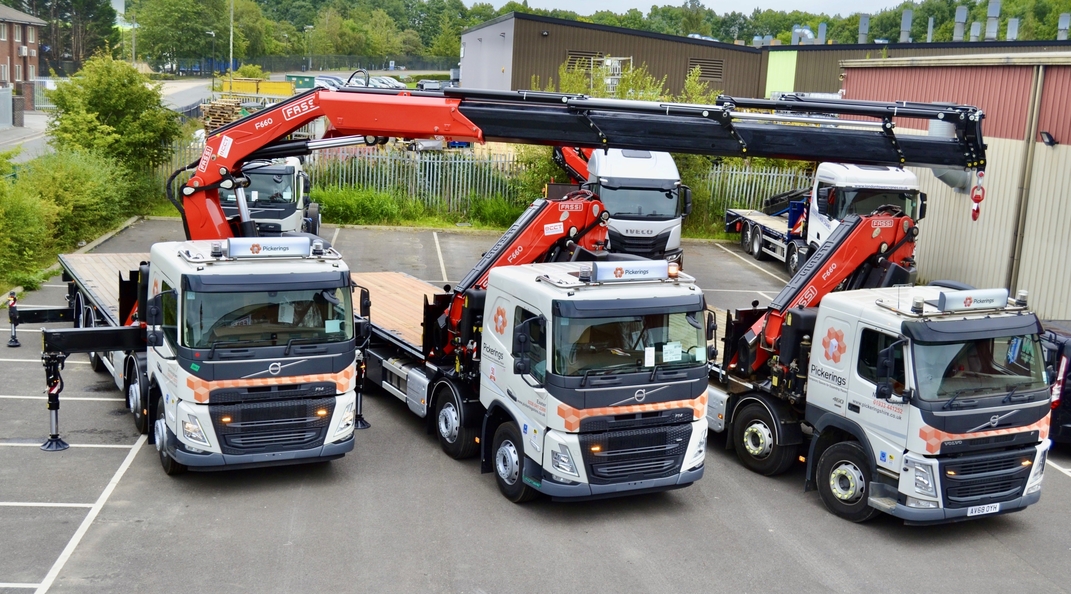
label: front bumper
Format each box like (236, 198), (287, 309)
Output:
(165, 427), (354, 471)
(890, 489), (1041, 525)
(529, 457), (704, 501)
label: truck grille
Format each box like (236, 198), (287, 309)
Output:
(210, 397), (335, 455)
(938, 446), (1034, 509)
(578, 424), (691, 485)
(608, 229), (670, 259)
(209, 381), (336, 404)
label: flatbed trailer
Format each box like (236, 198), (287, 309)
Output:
(351, 271), (440, 358)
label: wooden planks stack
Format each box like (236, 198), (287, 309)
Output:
(202, 97), (243, 132)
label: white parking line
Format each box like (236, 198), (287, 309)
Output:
(0, 359), (90, 365)
(0, 502), (93, 508)
(433, 232), (449, 282)
(0, 443), (134, 449)
(42, 285), (68, 288)
(713, 243), (790, 284)
(700, 288), (780, 294)
(35, 435), (146, 594)
(330, 226), (340, 246)
(0, 582), (40, 589)
(1049, 459), (1071, 479)
(757, 291), (773, 300)
(0, 395), (125, 402)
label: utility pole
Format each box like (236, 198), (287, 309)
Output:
(229, 0), (234, 86)
(207, 31), (215, 85)
(305, 25), (314, 71)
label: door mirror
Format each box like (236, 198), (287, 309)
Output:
(512, 315), (545, 375)
(875, 339), (906, 400)
(681, 185), (693, 217)
(816, 188), (830, 216)
(917, 192), (928, 221)
(300, 172), (311, 195)
(145, 293), (163, 326)
(706, 311), (717, 342)
(357, 287), (371, 318)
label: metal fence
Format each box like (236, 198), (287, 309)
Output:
(33, 78), (60, 111)
(250, 55), (457, 73)
(706, 163), (813, 213)
(0, 87), (11, 127)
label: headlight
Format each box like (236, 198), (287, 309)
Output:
(694, 431), (708, 460)
(1028, 448), (1047, 486)
(551, 444), (579, 477)
(182, 415), (210, 447)
(334, 403), (355, 439)
(911, 461), (936, 497)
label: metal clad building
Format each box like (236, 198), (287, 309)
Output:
(842, 52), (1071, 319)
(461, 13), (764, 96)
(772, 41), (1071, 95)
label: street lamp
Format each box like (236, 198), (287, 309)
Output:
(206, 31), (215, 85)
(304, 25), (314, 72)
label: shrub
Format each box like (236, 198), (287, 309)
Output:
(14, 151), (129, 248)
(235, 64), (267, 79)
(316, 187), (404, 225)
(0, 177), (56, 286)
(470, 195), (525, 228)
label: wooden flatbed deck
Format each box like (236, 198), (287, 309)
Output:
(60, 253), (148, 326)
(351, 271), (442, 351)
(729, 209), (789, 236)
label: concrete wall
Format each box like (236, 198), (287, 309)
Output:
(460, 18), (515, 91)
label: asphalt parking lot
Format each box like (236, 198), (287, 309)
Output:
(2, 218), (1070, 593)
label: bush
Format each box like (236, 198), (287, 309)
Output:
(0, 177), (56, 285)
(235, 64), (267, 79)
(15, 151), (130, 248)
(470, 195), (525, 228)
(315, 187), (428, 225)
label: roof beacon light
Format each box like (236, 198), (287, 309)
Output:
(911, 296), (925, 314)
(936, 288), (1009, 312)
(668, 262), (680, 279)
(312, 240), (325, 256)
(210, 241), (223, 258)
(578, 263), (593, 283)
(591, 260), (669, 283)
(1015, 290), (1028, 307)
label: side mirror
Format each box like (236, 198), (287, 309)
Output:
(301, 172), (311, 195)
(358, 287), (371, 318)
(706, 311), (717, 342)
(681, 185), (693, 217)
(875, 339), (906, 400)
(816, 188), (830, 216)
(917, 192), (928, 221)
(355, 318), (372, 340)
(145, 294), (164, 347)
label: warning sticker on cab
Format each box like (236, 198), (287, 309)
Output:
(544, 222), (564, 236)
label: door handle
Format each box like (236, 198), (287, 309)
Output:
(507, 389), (518, 402)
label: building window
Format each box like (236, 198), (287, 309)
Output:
(1, 64), (8, 82)
(565, 50), (604, 71)
(28, 26), (35, 44)
(0, 23), (7, 42)
(857, 328), (905, 393)
(15, 64), (22, 82)
(29, 64), (35, 80)
(687, 57), (725, 82)
(14, 24), (21, 43)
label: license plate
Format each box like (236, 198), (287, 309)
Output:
(967, 503), (1001, 517)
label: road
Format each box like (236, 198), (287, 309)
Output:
(0, 219), (1068, 594)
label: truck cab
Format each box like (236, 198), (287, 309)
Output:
(479, 260), (709, 499)
(807, 163), (921, 250)
(802, 286), (1050, 523)
(585, 149), (691, 265)
(145, 236), (358, 473)
(219, 157), (320, 237)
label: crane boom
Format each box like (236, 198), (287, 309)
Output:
(176, 86), (986, 241)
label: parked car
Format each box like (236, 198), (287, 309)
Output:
(416, 79), (442, 91)
(314, 76), (341, 90)
(375, 76), (407, 89)
(1041, 321), (1071, 443)
(318, 74), (346, 87)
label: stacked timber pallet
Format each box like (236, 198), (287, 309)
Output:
(202, 97), (242, 132)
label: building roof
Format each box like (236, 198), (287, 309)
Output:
(840, 51), (1071, 68)
(462, 11), (759, 54)
(772, 39), (1071, 52)
(0, 4), (46, 26)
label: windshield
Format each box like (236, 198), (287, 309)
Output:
(912, 335), (1047, 401)
(552, 311), (706, 376)
(220, 170), (295, 206)
(833, 188), (918, 220)
(597, 186), (679, 219)
(182, 288), (353, 349)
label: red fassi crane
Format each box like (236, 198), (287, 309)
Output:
(552, 146), (593, 184)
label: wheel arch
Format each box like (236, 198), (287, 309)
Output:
(727, 393), (804, 450)
(427, 376), (482, 433)
(804, 413), (876, 491)
(480, 401), (516, 474)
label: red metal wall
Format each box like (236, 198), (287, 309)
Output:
(1036, 66), (1071, 145)
(842, 66), (1034, 141)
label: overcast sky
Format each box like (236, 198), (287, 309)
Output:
(487, 0), (903, 19)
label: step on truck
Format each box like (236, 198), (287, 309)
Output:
(727, 163), (924, 276)
(16, 235), (361, 473)
(705, 210), (1051, 523)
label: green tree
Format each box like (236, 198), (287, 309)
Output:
(428, 13), (461, 57)
(365, 8), (403, 55)
(135, 0), (215, 67)
(47, 52), (181, 172)
(399, 29), (425, 55)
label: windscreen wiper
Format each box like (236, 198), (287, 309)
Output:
(284, 337), (321, 356)
(941, 386), (992, 409)
(208, 339), (268, 360)
(1002, 381), (1043, 404)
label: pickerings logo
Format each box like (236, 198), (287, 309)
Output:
(822, 327), (847, 363)
(250, 243), (262, 254)
(493, 307), (508, 334)
(613, 267), (625, 278)
(964, 296), (973, 307)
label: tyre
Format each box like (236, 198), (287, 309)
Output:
(786, 242), (805, 277)
(750, 227), (767, 261)
(154, 395), (187, 476)
(125, 359), (149, 435)
(740, 222), (752, 251)
(732, 403), (796, 476)
(81, 304), (107, 373)
(492, 422), (539, 503)
(305, 202), (321, 237)
(816, 442), (879, 523)
(434, 381), (479, 459)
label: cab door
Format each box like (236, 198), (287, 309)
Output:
(846, 325), (911, 474)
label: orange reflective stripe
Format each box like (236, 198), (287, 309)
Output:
(557, 393), (708, 432)
(918, 417), (1049, 454)
(185, 367), (356, 403)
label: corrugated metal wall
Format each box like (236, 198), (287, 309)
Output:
(1017, 143), (1071, 319)
(786, 41), (1071, 93)
(509, 18), (764, 96)
(842, 65), (1032, 140)
(1036, 66), (1071, 145)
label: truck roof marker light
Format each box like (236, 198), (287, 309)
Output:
(221, 416), (232, 423)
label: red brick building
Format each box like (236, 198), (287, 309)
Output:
(0, 4), (44, 87)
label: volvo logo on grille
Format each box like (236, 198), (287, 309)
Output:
(967, 410), (1019, 433)
(242, 359), (309, 379)
(268, 362), (282, 375)
(634, 388), (647, 402)
(611, 385), (669, 406)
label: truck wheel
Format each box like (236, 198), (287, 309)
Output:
(733, 403), (796, 476)
(126, 359), (149, 435)
(750, 228), (767, 261)
(740, 223), (752, 252)
(786, 243), (804, 276)
(305, 202), (321, 237)
(816, 442), (879, 523)
(154, 395), (187, 476)
(434, 381), (479, 459)
(492, 422), (539, 503)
